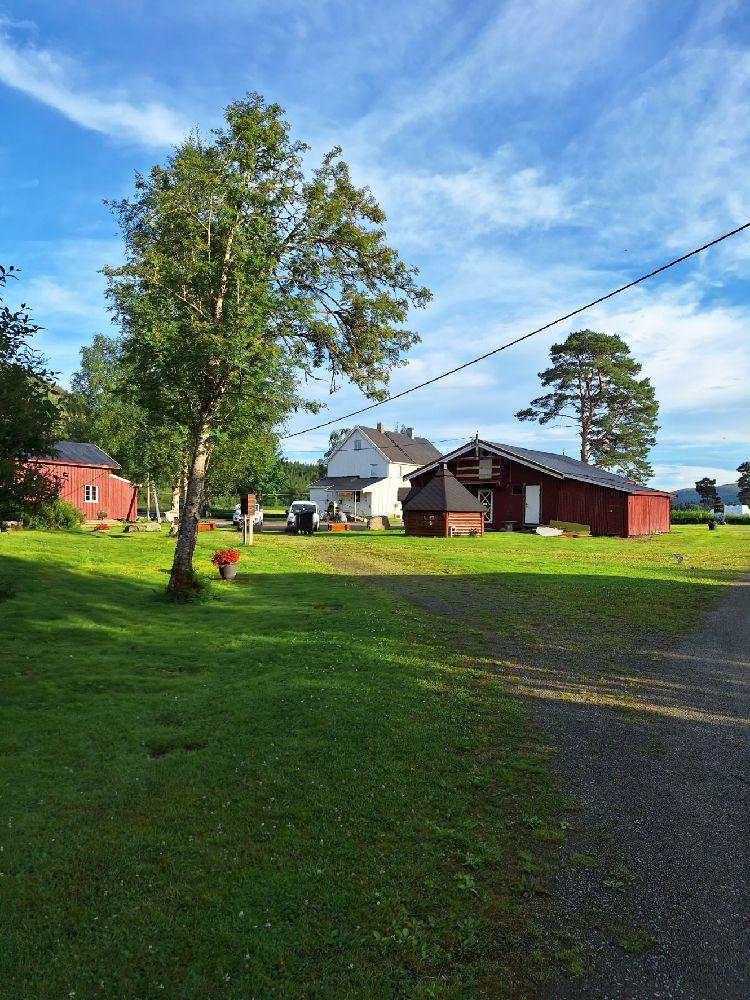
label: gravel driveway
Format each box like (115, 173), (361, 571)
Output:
(315, 544), (750, 998)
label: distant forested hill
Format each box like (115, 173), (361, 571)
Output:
(672, 482), (739, 505)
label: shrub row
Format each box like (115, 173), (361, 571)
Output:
(671, 509), (750, 525)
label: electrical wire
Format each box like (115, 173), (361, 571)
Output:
(281, 220), (750, 441)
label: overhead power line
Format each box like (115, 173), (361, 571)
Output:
(281, 220), (750, 441)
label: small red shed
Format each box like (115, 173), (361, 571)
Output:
(403, 465), (487, 537)
(405, 439), (672, 538)
(30, 441), (138, 521)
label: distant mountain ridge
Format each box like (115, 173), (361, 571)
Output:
(672, 482), (739, 505)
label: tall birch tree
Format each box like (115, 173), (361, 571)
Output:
(105, 94), (429, 598)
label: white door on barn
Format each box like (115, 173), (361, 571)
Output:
(478, 489), (493, 525)
(524, 485), (541, 525)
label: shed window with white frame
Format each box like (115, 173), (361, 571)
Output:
(84, 484), (99, 503)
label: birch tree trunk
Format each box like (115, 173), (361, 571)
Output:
(167, 421), (211, 599)
(153, 477), (161, 524)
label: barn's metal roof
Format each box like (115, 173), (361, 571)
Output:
(402, 466), (488, 513)
(406, 439), (672, 497)
(487, 443), (670, 495)
(38, 441), (121, 469)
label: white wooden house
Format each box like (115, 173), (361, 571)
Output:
(309, 424), (441, 519)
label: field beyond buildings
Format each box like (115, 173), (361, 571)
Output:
(1, 525), (748, 996)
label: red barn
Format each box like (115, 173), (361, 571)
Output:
(405, 438), (672, 538)
(30, 442), (138, 521)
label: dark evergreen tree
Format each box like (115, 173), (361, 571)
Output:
(516, 329), (659, 482)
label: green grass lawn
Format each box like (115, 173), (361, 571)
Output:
(1, 525), (747, 997)
(0, 528), (559, 998)
(315, 525), (750, 661)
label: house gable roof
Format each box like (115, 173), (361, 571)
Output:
(356, 426), (442, 466)
(36, 441), (121, 469)
(406, 439), (672, 497)
(403, 465), (488, 513)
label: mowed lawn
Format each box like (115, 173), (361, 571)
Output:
(0, 528), (559, 999)
(1, 525), (748, 997)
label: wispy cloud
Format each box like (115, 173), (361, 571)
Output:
(0, 29), (189, 147)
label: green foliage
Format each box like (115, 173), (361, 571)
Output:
(0, 265), (62, 519)
(737, 462), (750, 506)
(24, 497), (84, 530)
(516, 329), (659, 482)
(694, 477), (720, 509)
(670, 508), (716, 524)
(280, 459), (325, 498)
(325, 426), (351, 458)
(104, 93), (430, 594)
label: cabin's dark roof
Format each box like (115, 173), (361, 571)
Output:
(309, 475), (382, 491)
(403, 466), (487, 513)
(488, 443), (669, 495)
(359, 426), (442, 466)
(37, 441), (121, 469)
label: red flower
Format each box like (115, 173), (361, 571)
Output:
(211, 548), (240, 567)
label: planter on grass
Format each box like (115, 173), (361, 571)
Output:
(211, 548), (240, 581)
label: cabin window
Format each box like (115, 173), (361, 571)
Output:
(354, 439), (362, 450)
(511, 485), (523, 496)
(84, 484), (99, 503)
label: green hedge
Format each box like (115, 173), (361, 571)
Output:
(24, 498), (84, 530)
(671, 509), (750, 525)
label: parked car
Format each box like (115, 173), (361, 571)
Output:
(286, 500), (320, 532)
(233, 501), (264, 529)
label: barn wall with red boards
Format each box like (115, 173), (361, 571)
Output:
(34, 461), (138, 520)
(407, 450), (671, 537)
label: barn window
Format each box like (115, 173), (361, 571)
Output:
(511, 485), (523, 496)
(84, 484), (99, 503)
(478, 458), (492, 478)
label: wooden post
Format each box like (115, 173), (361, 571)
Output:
(241, 515), (253, 545)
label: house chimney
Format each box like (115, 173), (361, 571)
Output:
(405, 427), (414, 439)
(376, 421), (384, 433)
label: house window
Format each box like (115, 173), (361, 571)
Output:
(512, 485), (523, 496)
(370, 464), (378, 477)
(84, 484), (99, 503)
(354, 439), (362, 450)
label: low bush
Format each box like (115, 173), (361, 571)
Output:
(726, 514), (750, 525)
(671, 509), (715, 524)
(24, 498), (85, 530)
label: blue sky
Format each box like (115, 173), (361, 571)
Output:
(1, 0), (749, 489)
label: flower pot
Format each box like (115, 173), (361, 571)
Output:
(219, 562), (238, 580)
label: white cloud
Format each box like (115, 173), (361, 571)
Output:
(0, 30), (189, 146)
(586, 285), (750, 412)
(652, 464), (740, 492)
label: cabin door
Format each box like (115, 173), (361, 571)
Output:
(478, 489), (493, 526)
(524, 485), (541, 525)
